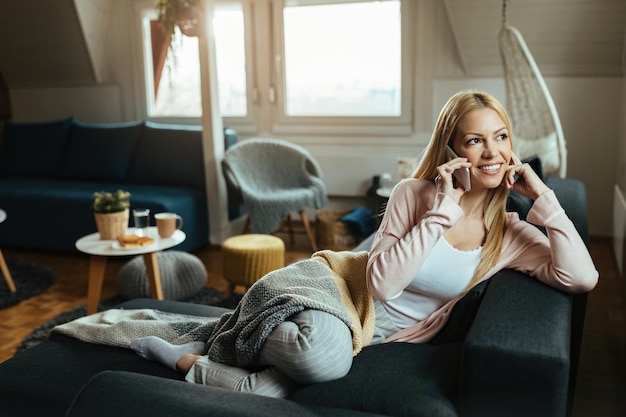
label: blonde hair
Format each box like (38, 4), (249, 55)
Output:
(413, 91), (513, 289)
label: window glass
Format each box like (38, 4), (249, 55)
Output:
(214, 3), (247, 116)
(282, 1), (401, 117)
(152, 28), (202, 117)
(145, 4), (247, 118)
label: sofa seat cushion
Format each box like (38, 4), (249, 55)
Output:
(0, 299), (232, 417)
(289, 342), (460, 417)
(63, 121), (144, 181)
(109, 299), (460, 417)
(0, 331), (182, 417)
(0, 117), (72, 178)
(67, 371), (390, 417)
(0, 179), (207, 252)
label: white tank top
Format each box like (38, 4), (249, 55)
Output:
(382, 236), (483, 329)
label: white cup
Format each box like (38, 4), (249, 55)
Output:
(155, 212), (183, 238)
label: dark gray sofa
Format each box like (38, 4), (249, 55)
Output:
(0, 176), (591, 417)
(0, 118), (237, 252)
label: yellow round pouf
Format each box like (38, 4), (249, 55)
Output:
(222, 234), (285, 296)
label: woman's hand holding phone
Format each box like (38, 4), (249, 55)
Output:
(435, 147), (472, 202)
(445, 146), (472, 191)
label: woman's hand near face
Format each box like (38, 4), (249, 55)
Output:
(435, 157), (471, 203)
(504, 153), (550, 200)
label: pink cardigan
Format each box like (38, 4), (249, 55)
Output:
(366, 179), (599, 343)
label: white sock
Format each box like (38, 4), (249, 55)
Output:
(130, 336), (206, 370)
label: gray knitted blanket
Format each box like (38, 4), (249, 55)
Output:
(53, 258), (352, 367)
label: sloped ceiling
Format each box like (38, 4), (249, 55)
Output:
(444, 0), (626, 76)
(0, 0), (95, 88)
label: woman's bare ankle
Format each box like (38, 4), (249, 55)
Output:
(176, 353), (202, 374)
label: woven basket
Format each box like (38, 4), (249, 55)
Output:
(94, 209), (129, 240)
(315, 209), (358, 251)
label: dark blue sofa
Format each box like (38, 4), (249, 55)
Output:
(0, 118), (237, 253)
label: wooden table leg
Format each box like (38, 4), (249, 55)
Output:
(87, 255), (107, 315)
(0, 249), (16, 293)
(143, 252), (163, 300)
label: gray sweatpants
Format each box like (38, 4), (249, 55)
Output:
(185, 300), (398, 398)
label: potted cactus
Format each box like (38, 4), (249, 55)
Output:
(93, 190), (131, 240)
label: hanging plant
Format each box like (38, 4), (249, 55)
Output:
(155, 0), (205, 95)
(157, 0), (205, 39)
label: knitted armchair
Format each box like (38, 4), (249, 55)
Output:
(222, 138), (328, 250)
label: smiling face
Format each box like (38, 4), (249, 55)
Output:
(450, 107), (512, 191)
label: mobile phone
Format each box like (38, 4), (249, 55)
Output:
(445, 146), (471, 191)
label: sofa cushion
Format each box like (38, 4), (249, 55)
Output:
(63, 121), (144, 181)
(0, 299), (232, 417)
(128, 122), (205, 189)
(67, 371), (389, 417)
(290, 342), (460, 417)
(0, 117), (72, 178)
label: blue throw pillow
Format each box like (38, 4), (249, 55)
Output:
(62, 120), (144, 181)
(341, 206), (376, 240)
(0, 117), (72, 178)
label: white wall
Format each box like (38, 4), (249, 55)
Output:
(10, 85), (123, 123)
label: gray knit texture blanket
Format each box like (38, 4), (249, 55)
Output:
(223, 138), (328, 233)
(53, 258), (351, 368)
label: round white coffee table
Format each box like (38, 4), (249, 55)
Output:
(0, 209), (16, 293)
(75, 227), (186, 315)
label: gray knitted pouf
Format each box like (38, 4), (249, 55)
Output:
(117, 251), (207, 300)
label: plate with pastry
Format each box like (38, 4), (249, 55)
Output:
(113, 234), (157, 250)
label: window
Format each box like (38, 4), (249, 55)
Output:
(213, 3), (247, 116)
(141, 0), (412, 134)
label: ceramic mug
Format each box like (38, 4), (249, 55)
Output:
(154, 212), (183, 238)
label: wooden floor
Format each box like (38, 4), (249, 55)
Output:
(0, 234), (624, 416)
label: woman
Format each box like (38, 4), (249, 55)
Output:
(366, 90), (598, 343)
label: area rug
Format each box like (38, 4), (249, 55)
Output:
(16, 288), (243, 354)
(0, 259), (56, 310)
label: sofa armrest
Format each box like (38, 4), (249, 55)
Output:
(66, 371), (386, 417)
(545, 176), (590, 245)
(458, 270), (572, 417)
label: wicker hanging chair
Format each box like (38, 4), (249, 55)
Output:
(498, 1), (567, 177)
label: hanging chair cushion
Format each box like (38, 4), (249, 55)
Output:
(514, 132), (558, 177)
